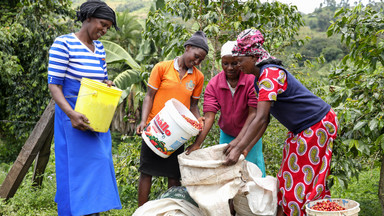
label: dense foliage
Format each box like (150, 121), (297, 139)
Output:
(0, 0), (76, 163)
(1, 0), (384, 214)
(326, 2), (384, 207)
(141, 0), (305, 77)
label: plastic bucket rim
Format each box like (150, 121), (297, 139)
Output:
(165, 103), (199, 136)
(305, 198), (360, 213)
(165, 99), (200, 136)
(81, 78), (122, 96)
(81, 78), (122, 95)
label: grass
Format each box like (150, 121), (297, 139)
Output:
(330, 167), (382, 216)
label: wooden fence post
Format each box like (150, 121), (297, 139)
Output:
(0, 99), (55, 200)
(32, 127), (54, 187)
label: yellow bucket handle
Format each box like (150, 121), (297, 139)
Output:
(65, 91), (97, 99)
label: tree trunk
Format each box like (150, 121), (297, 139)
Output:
(379, 153), (384, 213)
(111, 92), (140, 135)
(111, 98), (128, 133)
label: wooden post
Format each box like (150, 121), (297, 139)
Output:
(32, 127), (54, 187)
(0, 99), (55, 200)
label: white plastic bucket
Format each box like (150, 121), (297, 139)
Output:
(305, 198), (360, 216)
(141, 98), (200, 158)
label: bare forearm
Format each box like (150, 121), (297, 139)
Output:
(237, 113), (269, 153)
(190, 105), (201, 119)
(237, 107), (257, 140)
(190, 97), (202, 119)
(140, 95), (153, 124)
(244, 116), (269, 154)
(48, 84), (74, 118)
(192, 112), (215, 147)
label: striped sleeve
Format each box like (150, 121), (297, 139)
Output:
(48, 37), (69, 85)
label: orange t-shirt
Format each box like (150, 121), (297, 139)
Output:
(146, 59), (204, 124)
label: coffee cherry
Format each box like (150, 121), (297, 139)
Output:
(311, 200), (346, 211)
(182, 115), (202, 130)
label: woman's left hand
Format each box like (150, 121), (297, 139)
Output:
(103, 79), (114, 87)
(223, 140), (243, 166)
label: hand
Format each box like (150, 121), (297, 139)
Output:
(185, 143), (201, 155)
(223, 142), (243, 166)
(229, 138), (249, 157)
(68, 111), (94, 131)
(103, 79), (115, 87)
(242, 149), (249, 158)
(136, 121), (146, 135)
(197, 116), (205, 131)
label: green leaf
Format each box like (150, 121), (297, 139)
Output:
(155, 0), (165, 9)
(119, 89), (130, 105)
(353, 121), (366, 131)
(100, 40), (140, 70)
(369, 119), (378, 131)
(375, 134), (384, 150)
(113, 69), (141, 90)
(342, 54), (349, 64)
(334, 8), (345, 18)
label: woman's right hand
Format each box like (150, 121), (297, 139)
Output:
(185, 143), (201, 155)
(48, 84), (93, 131)
(68, 110), (93, 131)
(136, 121), (146, 135)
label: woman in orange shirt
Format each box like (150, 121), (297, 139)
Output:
(136, 31), (208, 206)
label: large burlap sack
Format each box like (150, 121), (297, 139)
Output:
(132, 198), (204, 216)
(178, 144), (245, 216)
(233, 162), (277, 216)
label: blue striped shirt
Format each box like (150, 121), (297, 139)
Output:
(48, 33), (108, 85)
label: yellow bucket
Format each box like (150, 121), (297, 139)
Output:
(74, 78), (122, 133)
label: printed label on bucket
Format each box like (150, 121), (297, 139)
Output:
(142, 101), (196, 158)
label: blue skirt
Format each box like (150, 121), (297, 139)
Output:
(220, 130), (266, 177)
(54, 79), (122, 215)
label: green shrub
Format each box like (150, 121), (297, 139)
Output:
(113, 134), (168, 214)
(331, 167), (382, 216)
(0, 152), (57, 215)
(262, 118), (286, 176)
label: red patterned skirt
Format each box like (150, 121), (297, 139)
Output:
(277, 109), (338, 216)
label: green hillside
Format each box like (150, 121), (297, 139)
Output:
(72, 0), (153, 20)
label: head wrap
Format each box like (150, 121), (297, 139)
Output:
(76, 0), (119, 30)
(221, 41), (236, 58)
(232, 28), (274, 65)
(184, 31), (209, 54)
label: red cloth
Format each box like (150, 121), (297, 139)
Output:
(203, 71), (257, 137)
(277, 109), (338, 216)
(256, 66), (338, 215)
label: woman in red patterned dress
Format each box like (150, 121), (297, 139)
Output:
(223, 28), (338, 216)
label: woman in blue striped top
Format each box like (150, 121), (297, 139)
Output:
(47, 1), (121, 215)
